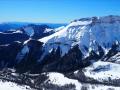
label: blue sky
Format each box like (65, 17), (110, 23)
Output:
(0, 0), (120, 23)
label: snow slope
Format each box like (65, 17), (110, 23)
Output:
(47, 72), (120, 90)
(47, 72), (81, 90)
(39, 15), (120, 56)
(84, 61), (120, 81)
(0, 80), (32, 90)
(108, 52), (120, 63)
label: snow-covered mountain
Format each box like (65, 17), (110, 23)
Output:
(39, 15), (120, 56)
(1, 15), (120, 90)
(0, 15), (120, 72)
(0, 80), (33, 90)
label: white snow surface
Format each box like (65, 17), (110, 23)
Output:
(0, 80), (32, 90)
(39, 15), (120, 56)
(47, 72), (120, 90)
(54, 26), (65, 32)
(13, 30), (23, 34)
(23, 38), (32, 45)
(84, 61), (120, 81)
(80, 83), (120, 90)
(0, 72), (119, 90)
(108, 52), (120, 63)
(47, 72), (81, 90)
(24, 27), (34, 37)
(44, 28), (53, 33)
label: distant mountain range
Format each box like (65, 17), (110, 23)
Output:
(0, 22), (67, 32)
